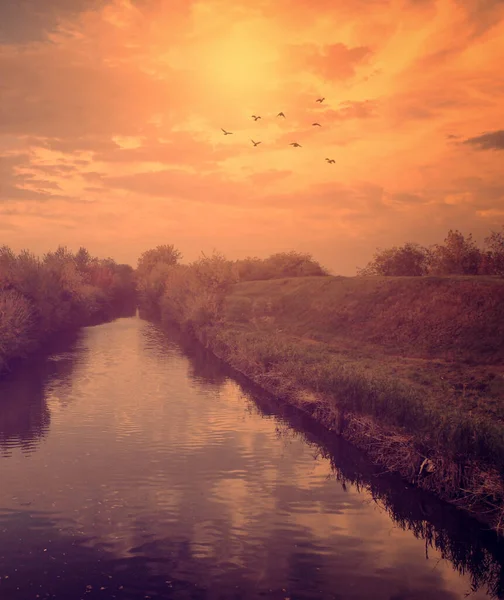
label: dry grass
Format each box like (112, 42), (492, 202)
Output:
(226, 275), (504, 363)
(142, 268), (504, 530)
(182, 275), (504, 530)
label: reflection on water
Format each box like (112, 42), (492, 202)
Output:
(0, 330), (84, 455)
(0, 314), (503, 600)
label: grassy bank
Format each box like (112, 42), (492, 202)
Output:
(135, 248), (504, 531)
(0, 245), (136, 375)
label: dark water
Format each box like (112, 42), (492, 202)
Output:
(1, 315), (504, 600)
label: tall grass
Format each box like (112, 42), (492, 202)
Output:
(0, 245), (136, 374)
(137, 244), (504, 529)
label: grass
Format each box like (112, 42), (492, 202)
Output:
(148, 272), (504, 531)
(134, 257), (504, 530)
(226, 275), (504, 363)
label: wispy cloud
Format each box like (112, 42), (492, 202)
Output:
(462, 130), (504, 151)
(0, 0), (503, 272)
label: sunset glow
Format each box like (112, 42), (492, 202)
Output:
(1, 0), (503, 273)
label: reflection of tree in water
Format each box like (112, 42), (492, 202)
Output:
(182, 339), (229, 390)
(142, 319), (230, 390)
(0, 329), (83, 455)
(135, 318), (504, 598)
(240, 384), (504, 600)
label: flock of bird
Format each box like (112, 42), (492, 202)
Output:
(220, 97), (336, 164)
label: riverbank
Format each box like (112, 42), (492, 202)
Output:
(156, 274), (504, 532)
(0, 246), (136, 377)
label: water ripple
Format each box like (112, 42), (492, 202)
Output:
(0, 315), (502, 599)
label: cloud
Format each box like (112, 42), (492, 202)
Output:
(0, 0), (504, 273)
(30, 163), (79, 176)
(248, 170), (292, 186)
(286, 42), (372, 81)
(102, 168), (253, 205)
(0, 44), (177, 141)
(0, 0), (107, 43)
(0, 152), (76, 203)
(462, 130), (504, 151)
(93, 133), (231, 166)
(312, 101), (379, 124)
(81, 171), (105, 183)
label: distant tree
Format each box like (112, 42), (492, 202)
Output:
(483, 226), (504, 277)
(137, 244), (182, 278)
(235, 251), (329, 281)
(428, 230), (481, 275)
(74, 247), (94, 273)
(358, 243), (429, 276)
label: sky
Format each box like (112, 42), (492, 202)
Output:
(0, 0), (503, 275)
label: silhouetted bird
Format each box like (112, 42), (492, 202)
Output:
(251, 115), (261, 121)
(316, 97), (325, 103)
(290, 142), (302, 147)
(277, 112), (286, 118)
(312, 122), (322, 127)
(251, 139), (262, 146)
(221, 128), (233, 135)
(325, 158), (335, 163)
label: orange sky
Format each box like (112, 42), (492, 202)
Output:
(1, 0), (503, 274)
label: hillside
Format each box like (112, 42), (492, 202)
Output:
(224, 275), (504, 364)
(168, 274), (504, 531)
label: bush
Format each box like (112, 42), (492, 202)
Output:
(159, 252), (238, 328)
(359, 227), (504, 277)
(235, 251), (329, 281)
(484, 227), (504, 277)
(0, 245), (136, 374)
(0, 290), (34, 370)
(358, 243), (429, 276)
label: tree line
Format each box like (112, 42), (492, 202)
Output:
(0, 245), (136, 373)
(359, 227), (504, 277)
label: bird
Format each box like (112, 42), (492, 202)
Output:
(290, 142), (302, 147)
(316, 97), (325, 103)
(325, 158), (335, 163)
(251, 115), (261, 121)
(251, 139), (262, 147)
(277, 112), (286, 118)
(312, 122), (322, 127)
(221, 128), (233, 135)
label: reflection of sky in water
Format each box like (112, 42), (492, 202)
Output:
(0, 316), (501, 599)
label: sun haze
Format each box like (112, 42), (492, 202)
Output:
(1, 0), (503, 274)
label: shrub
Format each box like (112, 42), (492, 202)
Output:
(358, 243), (429, 276)
(0, 290), (35, 370)
(0, 245), (136, 374)
(236, 251), (329, 281)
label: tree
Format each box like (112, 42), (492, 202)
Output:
(235, 251), (329, 281)
(137, 244), (182, 278)
(358, 243), (429, 276)
(428, 230), (481, 275)
(484, 226), (504, 277)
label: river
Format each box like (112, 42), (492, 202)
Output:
(1, 313), (504, 600)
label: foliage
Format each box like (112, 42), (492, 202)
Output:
(0, 245), (136, 374)
(136, 246), (329, 329)
(235, 251), (329, 281)
(360, 226), (504, 277)
(136, 244), (183, 306)
(358, 243), (429, 276)
(428, 230), (481, 275)
(159, 251), (239, 329)
(484, 226), (504, 277)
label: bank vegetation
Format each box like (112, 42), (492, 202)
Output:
(136, 225), (504, 532)
(0, 245), (136, 375)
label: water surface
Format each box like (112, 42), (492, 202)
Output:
(1, 314), (503, 599)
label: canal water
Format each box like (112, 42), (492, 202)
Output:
(1, 314), (503, 600)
